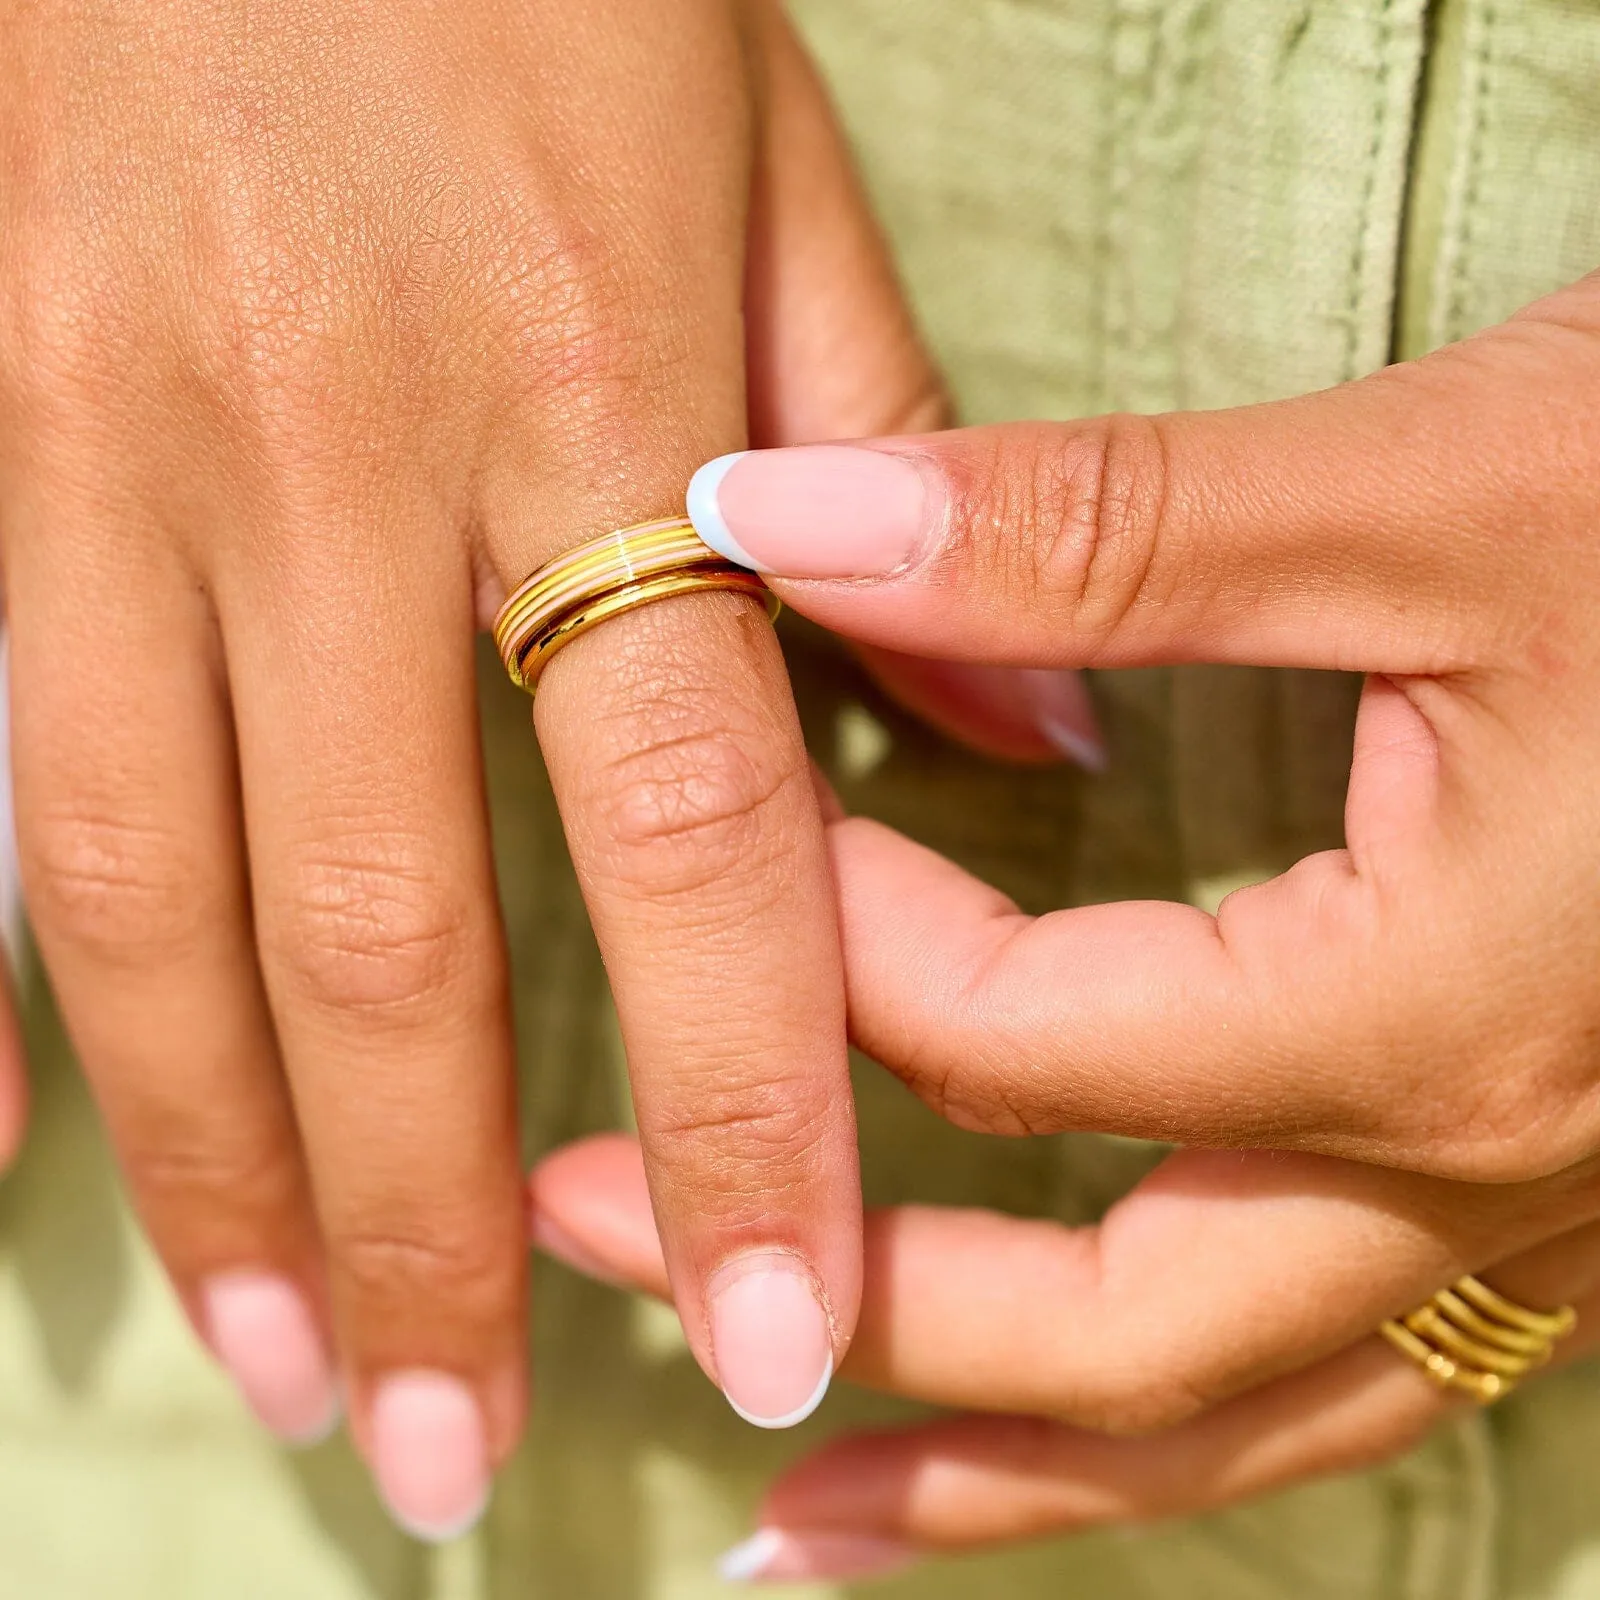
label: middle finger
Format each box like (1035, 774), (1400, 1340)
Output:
(218, 488), (523, 1540)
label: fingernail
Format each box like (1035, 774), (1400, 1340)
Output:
(717, 1528), (917, 1584)
(201, 1272), (341, 1446)
(688, 446), (931, 579)
(707, 1254), (833, 1429)
(528, 1207), (627, 1289)
(369, 1370), (490, 1542)
(1019, 668), (1107, 772)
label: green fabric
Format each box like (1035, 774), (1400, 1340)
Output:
(3, 0), (1600, 1594)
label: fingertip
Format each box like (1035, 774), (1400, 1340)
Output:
(526, 1133), (651, 1226)
(686, 453), (769, 571)
(716, 1526), (917, 1585)
(707, 1253), (835, 1429)
(525, 1134), (667, 1294)
(1019, 668), (1107, 771)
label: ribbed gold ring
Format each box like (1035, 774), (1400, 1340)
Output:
(1379, 1274), (1577, 1405)
(493, 517), (778, 694)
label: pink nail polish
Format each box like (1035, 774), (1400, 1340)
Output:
(201, 1272), (340, 1446)
(1019, 668), (1107, 771)
(369, 1371), (490, 1542)
(707, 1254), (833, 1429)
(687, 446), (930, 578)
(717, 1528), (918, 1584)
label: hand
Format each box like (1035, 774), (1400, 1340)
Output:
(526, 273), (1600, 1572)
(0, 0), (925, 1534)
(530, 1135), (1600, 1581)
(684, 270), (1600, 1183)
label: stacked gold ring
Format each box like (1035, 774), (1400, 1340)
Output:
(493, 517), (778, 694)
(1379, 1274), (1577, 1404)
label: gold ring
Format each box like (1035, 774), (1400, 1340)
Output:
(493, 517), (779, 694)
(1379, 1274), (1577, 1404)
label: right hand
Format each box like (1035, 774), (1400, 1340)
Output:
(0, 0), (938, 1536)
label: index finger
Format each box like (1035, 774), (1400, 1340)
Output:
(685, 281), (1600, 677)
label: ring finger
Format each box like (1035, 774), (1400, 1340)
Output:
(6, 480), (333, 1441)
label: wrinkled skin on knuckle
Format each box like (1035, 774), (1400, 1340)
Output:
(644, 1066), (832, 1166)
(482, 191), (649, 399)
(951, 415), (1173, 650)
(643, 1086), (835, 1232)
(122, 1127), (306, 1237)
(586, 711), (808, 904)
(1400, 998), (1600, 1184)
(893, 1049), (1058, 1140)
(1061, 1360), (1212, 1439)
(22, 807), (217, 966)
(329, 1207), (522, 1327)
(266, 840), (488, 1020)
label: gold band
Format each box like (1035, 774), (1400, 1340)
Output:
(492, 518), (778, 694)
(1379, 1274), (1577, 1405)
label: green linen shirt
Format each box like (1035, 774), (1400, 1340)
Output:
(2, 1), (1598, 1595)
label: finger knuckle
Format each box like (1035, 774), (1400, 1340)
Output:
(125, 1128), (303, 1220)
(643, 1069), (831, 1173)
(487, 198), (657, 393)
(1414, 1026), (1600, 1183)
(4, 227), (128, 415)
(1069, 1364), (1210, 1437)
(968, 414), (1173, 647)
(899, 1050), (1058, 1139)
(593, 722), (805, 903)
(268, 843), (485, 1020)
(330, 1211), (520, 1322)
(23, 809), (211, 963)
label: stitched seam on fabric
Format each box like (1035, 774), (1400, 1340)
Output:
(1344, 0), (1400, 380)
(1448, 0), (1495, 339)
(1103, 0), (1164, 414)
(1454, 1411), (1499, 1600)
(1102, 0), (1133, 414)
(1425, 0), (1484, 350)
(1091, 3), (1118, 415)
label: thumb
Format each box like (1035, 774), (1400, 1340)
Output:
(694, 284), (1600, 677)
(743, 2), (1101, 767)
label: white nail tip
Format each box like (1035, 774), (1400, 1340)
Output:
(686, 452), (772, 573)
(717, 1527), (786, 1583)
(1039, 716), (1109, 773)
(391, 1483), (491, 1546)
(723, 1355), (833, 1432)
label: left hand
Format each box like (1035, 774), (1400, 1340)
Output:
(531, 271), (1600, 1577)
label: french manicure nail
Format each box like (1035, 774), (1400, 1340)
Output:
(369, 1370), (490, 1542)
(1019, 668), (1107, 772)
(717, 1527), (918, 1584)
(201, 1271), (340, 1446)
(708, 1254), (833, 1429)
(687, 446), (931, 579)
